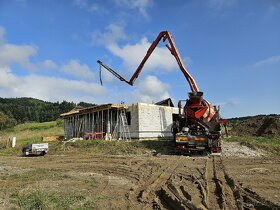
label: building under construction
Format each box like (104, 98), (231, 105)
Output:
(61, 100), (179, 140)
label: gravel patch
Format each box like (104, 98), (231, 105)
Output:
(222, 141), (266, 157)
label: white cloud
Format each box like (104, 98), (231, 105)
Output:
(108, 37), (178, 72)
(114, 0), (152, 18)
(0, 27), (37, 70)
(19, 75), (105, 102)
(42, 59), (58, 70)
(0, 25), (106, 103)
(92, 23), (127, 46)
(253, 55), (280, 68)
(0, 26), (97, 82)
(132, 75), (170, 103)
(41, 59), (96, 81)
(60, 60), (95, 80)
(0, 72), (106, 103)
(0, 66), (20, 89)
(99, 66), (116, 83)
(0, 42), (37, 70)
(95, 24), (179, 73)
(0, 26), (37, 70)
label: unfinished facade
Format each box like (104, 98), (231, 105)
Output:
(61, 104), (127, 139)
(128, 103), (179, 139)
(61, 102), (179, 140)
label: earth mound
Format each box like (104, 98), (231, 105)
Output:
(230, 115), (280, 136)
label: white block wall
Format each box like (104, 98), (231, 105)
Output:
(128, 103), (179, 140)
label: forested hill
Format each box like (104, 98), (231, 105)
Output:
(0, 97), (95, 128)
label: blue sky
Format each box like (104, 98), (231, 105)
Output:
(0, 0), (279, 118)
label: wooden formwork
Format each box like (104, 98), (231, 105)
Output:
(60, 104), (128, 139)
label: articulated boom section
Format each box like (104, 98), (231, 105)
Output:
(97, 31), (199, 92)
(97, 30), (222, 154)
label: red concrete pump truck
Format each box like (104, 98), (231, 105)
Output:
(97, 31), (224, 154)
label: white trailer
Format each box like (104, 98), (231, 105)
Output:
(22, 143), (48, 156)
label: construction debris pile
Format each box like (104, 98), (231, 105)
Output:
(230, 115), (280, 136)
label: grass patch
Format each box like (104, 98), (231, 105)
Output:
(0, 137), (44, 155)
(0, 120), (175, 156)
(6, 168), (70, 182)
(13, 121), (59, 132)
(1, 167), (95, 209)
(11, 191), (94, 210)
(0, 120), (63, 156)
(225, 136), (280, 155)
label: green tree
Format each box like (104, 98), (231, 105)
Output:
(0, 112), (16, 130)
(0, 97), (96, 124)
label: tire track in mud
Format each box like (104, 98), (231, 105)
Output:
(127, 156), (210, 210)
(126, 156), (280, 210)
(222, 163), (280, 210)
(157, 172), (208, 210)
(205, 156), (280, 210)
(128, 157), (184, 203)
(47, 155), (280, 210)
(2, 153), (280, 209)
(205, 157), (239, 210)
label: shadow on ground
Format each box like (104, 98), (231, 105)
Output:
(137, 140), (177, 155)
(136, 140), (209, 157)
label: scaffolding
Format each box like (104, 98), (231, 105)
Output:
(112, 109), (131, 141)
(61, 104), (129, 140)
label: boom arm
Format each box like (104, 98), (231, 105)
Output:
(97, 31), (199, 93)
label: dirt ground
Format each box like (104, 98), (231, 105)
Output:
(0, 142), (279, 210)
(231, 115), (280, 136)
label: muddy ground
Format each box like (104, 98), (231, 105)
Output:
(0, 142), (279, 210)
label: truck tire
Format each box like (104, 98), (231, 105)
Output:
(22, 149), (29, 156)
(22, 144), (32, 156)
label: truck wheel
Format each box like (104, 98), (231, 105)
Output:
(40, 151), (46, 156)
(23, 150), (29, 156)
(175, 148), (182, 156)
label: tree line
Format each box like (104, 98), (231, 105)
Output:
(0, 97), (96, 129)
